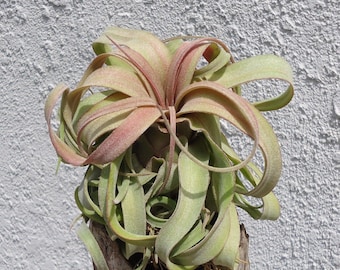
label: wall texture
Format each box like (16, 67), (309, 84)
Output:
(0, 0), (338, 269)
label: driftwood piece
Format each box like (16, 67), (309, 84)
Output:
(237, 224), (250, 270)
(90, 221), (249, 270)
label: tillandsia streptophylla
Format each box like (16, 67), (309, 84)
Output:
(45, 27), (294, 270)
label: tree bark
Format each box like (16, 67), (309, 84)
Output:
(90, 221), (249, 270)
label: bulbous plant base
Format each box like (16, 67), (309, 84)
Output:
(90, 221), (249, 270)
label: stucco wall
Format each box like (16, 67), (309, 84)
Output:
(0, 0), (338, 269)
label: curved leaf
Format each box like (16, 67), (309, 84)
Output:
(120, 175), (146, 258)
(176, 81), (259, 173)
(103, 157), (156, 247)
(85, 106), (161, 165)
(80, 65), (150, 98)
(44, 83), (87, 165)
(155, 136), (210, 269)
(77, 222), (109, 270)
(221, 105), (282, 198)
(207, 54), (294, 110)
(172, 139), (235, 265)
(212, 203), (240, 268)
(93, 26), (172, 85)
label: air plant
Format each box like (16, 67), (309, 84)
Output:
(45, 27), (294, 270)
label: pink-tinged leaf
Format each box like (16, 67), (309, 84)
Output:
(176, 81), (259, 172)
(165, 39), (210, 105)
(176, 81), (258, 138)
(93, 27), (172, 84)
(45, 83), (87, 165)
(75, 96), (156, 152)
(84, 106), (161, 165)
(62, 56), (125, 138)
(76, 96), (155, 133)
(193, 42), (231, 80)
(108, 44), (166, 107)
(76, 53), (117, 87)
(80, 65), (150, 98)
(71, 90), (117, 127)
(181, 82), (283, 197)
(166, 37), (233, 106)
(61, 87), (87, 141)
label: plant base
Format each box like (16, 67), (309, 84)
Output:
(90, 221), (249, 270)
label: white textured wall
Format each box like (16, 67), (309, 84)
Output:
(1, 0), (338, 269)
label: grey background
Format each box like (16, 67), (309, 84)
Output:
(0, 0), (339, 269)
